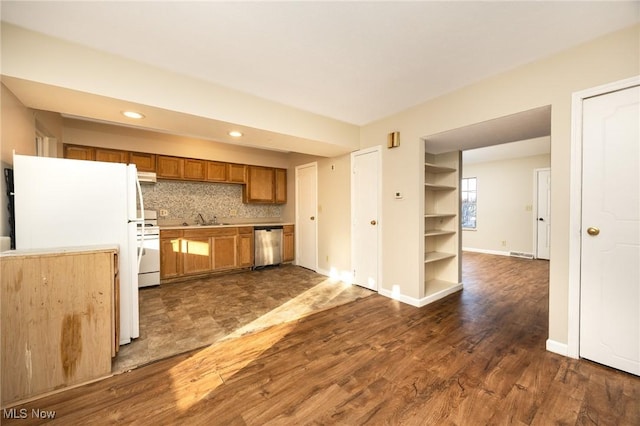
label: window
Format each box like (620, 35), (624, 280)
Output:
(461, 177), (477, 229)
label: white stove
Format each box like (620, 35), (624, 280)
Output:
(137, 210), (160, 287)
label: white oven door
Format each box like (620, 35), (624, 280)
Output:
(138, 234), (160, 287)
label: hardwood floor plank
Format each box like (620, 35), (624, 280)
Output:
(3, 254), (639, 425)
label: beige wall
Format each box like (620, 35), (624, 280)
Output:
(462, 154), (551, 254)
(0, 83), (36, 237)
(1, 23), (360, 156)
(2, 23), (638, 349)
(360, 24), (639, 345)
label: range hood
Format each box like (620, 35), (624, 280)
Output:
(138, 171), (157, 184)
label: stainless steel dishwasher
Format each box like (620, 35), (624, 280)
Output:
(254, 225), (283, 267)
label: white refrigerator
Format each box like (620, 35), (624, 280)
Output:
(13, 154), (143, 345)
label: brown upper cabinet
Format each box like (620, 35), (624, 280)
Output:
(129, 152), (156, 172)
(64, 145), (95, 161)
(63, 144), (285, 203)
(245, 166), (275, 203)
(244, 166), (287, 204)
(275, 168), (287, 204)
(156, 155), (184, 179)
(206, 161), (228, 182)
(95, 148), (128, 163)
(183, 159), (207, 181)
(227, 163), (246, 184)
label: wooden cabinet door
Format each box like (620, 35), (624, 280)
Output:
(64, 144), (95, 161)
(129, 152), (156, 172)
(283, 225), (295, 262)
(157, 156), (184, 179)
(212, 235), (238, 270)
(182, 237), (212, 274)
(238, 228), (254, 267)
(160, 232), (182, 279)
(95, 148), (128, 164)
(183, 159), (206, 181)
(245, 166), (275, 203)
(275, 168), (287, 204)
(227, 163), (246, 183)
(207, 161), (228, 182)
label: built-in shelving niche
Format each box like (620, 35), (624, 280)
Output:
(423, 150), (462, 304)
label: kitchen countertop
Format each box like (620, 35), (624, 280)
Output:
(160, 222), (294, 230)
(0, 244), (119, 257)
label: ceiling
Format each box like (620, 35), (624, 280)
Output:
(1, 1), (638, 154)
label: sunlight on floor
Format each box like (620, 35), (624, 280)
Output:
(223, 278), (355, 340)
(167, 278), (361, 411)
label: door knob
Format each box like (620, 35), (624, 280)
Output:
(587, 227), (600, 236)
(370, 220), (377, 225)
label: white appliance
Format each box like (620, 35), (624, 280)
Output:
(138, 209), (160, 287)
(13, 154), (144, 345)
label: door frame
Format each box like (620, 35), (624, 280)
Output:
(350, 145), (382, 290)
(295, 162), (318, 271)
(533, 167), (551, 260)
(567, 75), (640, 358)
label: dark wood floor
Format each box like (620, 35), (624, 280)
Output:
(4, 253), (639, 424)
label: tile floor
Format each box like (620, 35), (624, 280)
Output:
(113, 264), (374, 372)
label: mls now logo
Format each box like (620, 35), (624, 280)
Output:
(3, 408), (56, 419)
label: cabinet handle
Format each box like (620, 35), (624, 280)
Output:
(310, 216), (315, 221)
(586, 227), (600, 236)
(370, 220), (377, 225)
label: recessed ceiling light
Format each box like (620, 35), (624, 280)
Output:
(122, 111), (145, 119)
(229, 131), (243, 137)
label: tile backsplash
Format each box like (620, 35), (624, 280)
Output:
(141, 180), (282, 223)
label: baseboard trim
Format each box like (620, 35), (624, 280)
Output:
(418, 283), (463, 307)
(463, 247), (511, 257)
(546, 339), (569, 357)
(379, 283), (463, 308)
(315, 267), (330, 277)
(378, 288), (420, 306)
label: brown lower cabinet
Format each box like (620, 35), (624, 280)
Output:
(160, 226), (254, 280)
(1, 247), (118, 406)
(283, 225), (295, 262)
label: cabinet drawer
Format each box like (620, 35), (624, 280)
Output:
(238, 226), (254, 235)
(160, 229), (183, 238)
(183, 227), (238, 238)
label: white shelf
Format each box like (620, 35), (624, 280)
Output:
(425, 213), (456, 218)
(425, 162), (456, 174)
(424, 251), (456, 263)
(425, 183), (456, 191)
(425, 229), (456, 237)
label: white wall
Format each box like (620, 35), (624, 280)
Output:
(462, 154), (551, 255)
(360, 24), (639, 345)
(0, 83), (36, 239)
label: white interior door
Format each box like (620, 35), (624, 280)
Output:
(295, 163), (317, 271)
(579, 84), (639, 375)
(351, 147), (380, 291)
(535, 168), (551, 260)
